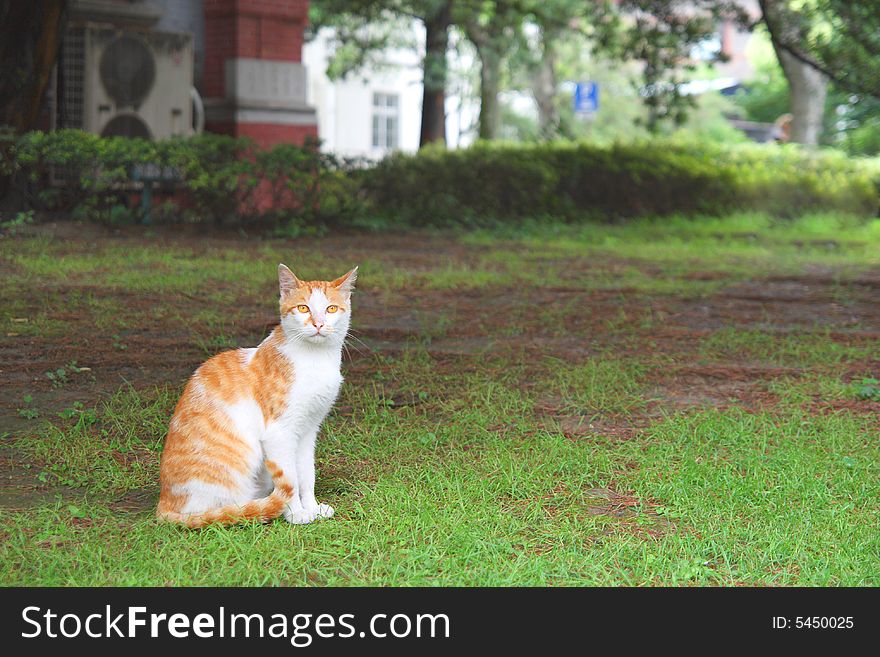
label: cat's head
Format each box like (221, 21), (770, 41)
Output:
(277, 264), (357, 346)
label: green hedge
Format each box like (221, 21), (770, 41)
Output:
(2, 130), (878, 229)
(361, 140), (880, 225)
(0, 130), (364, 232)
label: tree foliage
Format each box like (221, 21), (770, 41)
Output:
(311, 0), (880, 145)
(605, 1), (749, 130)
(759, 0), (880, 100)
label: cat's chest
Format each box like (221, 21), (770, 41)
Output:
(281, 355), (343, 424)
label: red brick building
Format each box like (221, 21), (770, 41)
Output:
(58, 0), (317, 148)
(202, 0), (317, 147)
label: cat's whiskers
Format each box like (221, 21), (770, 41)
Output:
(342, 337), (367, 356)
(344, 329), (371, 352)
(343, 337), (370, 358)
(341, 342), (356, 363)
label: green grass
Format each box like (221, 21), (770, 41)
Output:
(2, 211), (879, 586)
(467, 212), (880, 296)
(541, 357), (647, 417)
(468, 211), (880, 268)
(13, 387), (174, 494)
(4, 385), (876, 585)
(699, 328), (880, 368)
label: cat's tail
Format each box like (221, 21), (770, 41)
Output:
(157, 459), (294, 528)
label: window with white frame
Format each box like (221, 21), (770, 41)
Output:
(372, 92), (399, 150)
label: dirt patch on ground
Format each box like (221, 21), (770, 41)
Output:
(110, 487), (159, 515)
(0, 448), (83, 510)
(672, 275), (880, 333)
(645, 364), (791, 413)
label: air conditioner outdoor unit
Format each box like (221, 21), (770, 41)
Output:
(56, 24), (194, 140)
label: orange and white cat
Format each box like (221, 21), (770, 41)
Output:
(157, 264), (357, 528)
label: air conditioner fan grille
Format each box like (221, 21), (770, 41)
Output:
(99, 35), (156, 106)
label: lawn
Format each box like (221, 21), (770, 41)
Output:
(1, 212), (879, 585)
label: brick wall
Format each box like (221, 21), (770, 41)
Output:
(209, 121), (318, 149)
(202, 13), (234, 97)
(203, 0), (316, 146)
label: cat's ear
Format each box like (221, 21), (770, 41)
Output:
(278, 264), (302, 298)
(330, 266), (358, 297)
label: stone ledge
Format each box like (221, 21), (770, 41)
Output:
(204, 100), (317, 126)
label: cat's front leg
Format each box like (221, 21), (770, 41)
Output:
(296, 429), (334, 521)
(262, 430), (311, 524)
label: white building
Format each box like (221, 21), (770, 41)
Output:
(303, 25), (478, 158)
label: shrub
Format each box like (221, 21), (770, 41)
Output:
(159, 133), (258, 224)
(2, 130), (877, 228)
(360, 139), (879, 225)
(2, 130), (365, 227)
(363, 143), (559, 226)
(250, 138), (365, 232)
(690, 140), (880, 218)
(2, 130), (156, 220)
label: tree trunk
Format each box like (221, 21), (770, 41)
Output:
(773, 46), (827, 145)
(419, 2), (451, 148)
(477, 47), (501, 140)
(0, 0), (68, 132)
(760, 0), (828, 146)
(533, 27), (559, 141)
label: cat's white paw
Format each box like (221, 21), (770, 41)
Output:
(284, 504), (334, 525)
(284, 507), (318, 525)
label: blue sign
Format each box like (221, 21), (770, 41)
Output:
(574, 82), (599, 114)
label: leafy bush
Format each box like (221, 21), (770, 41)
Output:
(1, 130), (364, 227)
(361, 139), (879, 226)
(362, 143), (559, 225)
(160, 134), (258, 224)
(250, 139), (364, 233)
(689, 140), (880, 218)
(2, 130), (153, 220)
(2, 130), (877, 229)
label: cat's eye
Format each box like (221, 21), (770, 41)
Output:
(296, 304), (310, 313)
(326, 305), (339, 313)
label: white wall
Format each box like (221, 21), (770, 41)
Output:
(303, 24), (478, 158)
